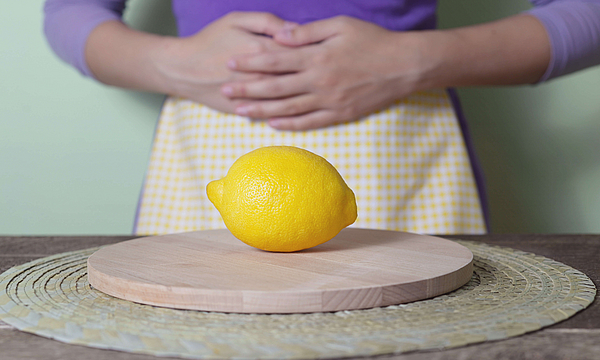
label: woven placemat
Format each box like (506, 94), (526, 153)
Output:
(0, 240), (595, 359)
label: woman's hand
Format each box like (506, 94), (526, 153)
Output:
(86, 11), (549, 125)
(221, 14), (551, 131)
(155, 12), (294, 113)
(86, 12), (293, 114)
(221, 16), (427, 130)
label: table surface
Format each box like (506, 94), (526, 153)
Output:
(0, 234), (598, 360)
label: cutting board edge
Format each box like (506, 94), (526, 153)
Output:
(87, 253), (473, 314)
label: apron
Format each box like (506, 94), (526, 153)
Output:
(134, 89), (485, 235)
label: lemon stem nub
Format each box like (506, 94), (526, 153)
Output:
(206, 180), (224, 209)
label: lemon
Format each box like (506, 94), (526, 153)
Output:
(206, 146), (357, 252)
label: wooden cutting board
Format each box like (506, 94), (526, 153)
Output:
(87, 228), (473, 314)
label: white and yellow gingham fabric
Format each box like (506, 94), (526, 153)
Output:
(135, 89), (485, 235)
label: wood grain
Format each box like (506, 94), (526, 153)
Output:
(2, 328), (598, 360)
(87, 228), (473, 313)
(1, 234), (598, 359)
(0, 236), (135, 255)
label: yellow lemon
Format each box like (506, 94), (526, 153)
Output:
(206, 146), (357, 252)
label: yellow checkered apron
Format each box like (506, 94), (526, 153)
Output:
(135, 89), (485, 235)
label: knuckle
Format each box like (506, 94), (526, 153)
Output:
(254, 13), (280, 34)
(341, 103), (358, 119)
(236, 85), (247, 97)
(250, 105), (264, 118)
(264, 55), (279, 67)
(260, 13), (278, 24)
(315, 74), (336, 88)
(246, 41), (267, 53)
(252, 14), (269, 32)
(225, 11), (241, 21)
(265, 81), (283, 95)
(284, 102), (301, 115)
(312, 52), (331, 66)
(334, 15), (351, 26)
(330, 91), (348, 105)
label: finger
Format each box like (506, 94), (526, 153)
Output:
(274, 17), (345, 46)
(227, 50), (305, 74)
(229, 72), (271, 82)
(226, 12), (295, 37)
(222, 73), (307, 99)
(234, 94), (318, 119)
(268, 110), (342, 131)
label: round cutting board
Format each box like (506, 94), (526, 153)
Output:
(87, 228), (473, 314)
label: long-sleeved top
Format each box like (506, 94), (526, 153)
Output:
(41, 0), (600, 231)
(43, 0), (600, 81)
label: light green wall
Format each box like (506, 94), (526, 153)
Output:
(438, 0), (600, 233)
(1, 0), (599, 234)
(0, 0), (175, 235)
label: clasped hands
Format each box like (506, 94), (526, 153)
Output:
(173, 12), (425, 131)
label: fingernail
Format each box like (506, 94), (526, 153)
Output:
(278, 22), (297, 40)
(283, 21), (298, 30)
(222, 86), (233, 96)
(279, 29), (293, 40)
(236, 106), (251, 116)
(227, 59), (237, 69)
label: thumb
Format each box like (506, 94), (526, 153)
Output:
(230, 12), (289, 37)
(274, 19), (340, 46)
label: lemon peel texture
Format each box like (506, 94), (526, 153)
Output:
(207, 146), (357, 252)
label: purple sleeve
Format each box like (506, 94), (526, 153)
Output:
(43, 0), (126, 77)
(527, 0), (600, 81)
(44, 0), (600, 81)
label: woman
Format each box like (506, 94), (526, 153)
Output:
(44, 0), (600, 235)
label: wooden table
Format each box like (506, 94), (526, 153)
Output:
(1, 234), (598, 360)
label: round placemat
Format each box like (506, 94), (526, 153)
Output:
(0, 240), (595, 359)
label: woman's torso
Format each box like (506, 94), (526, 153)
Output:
(172, 0), (438, 36)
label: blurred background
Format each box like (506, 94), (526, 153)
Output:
(2, 0), (600, 235)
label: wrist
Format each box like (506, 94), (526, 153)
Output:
(411, 15), (551, 88)
(149, 36), (190, 96)
(383, 30), (447, 94)
(408, 30), (456, 91)
(86, 21), (180, 94)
